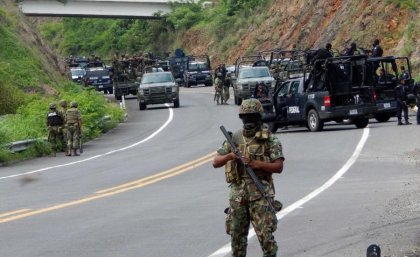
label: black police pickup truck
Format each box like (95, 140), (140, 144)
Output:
(265, 55), (377, 132)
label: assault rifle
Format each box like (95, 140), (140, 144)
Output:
(220, 126), (276, 213)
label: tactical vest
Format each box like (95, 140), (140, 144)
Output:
(47, 111), (63, 126)
(66, 108), (80, 125)
(225, 128), (272, 184)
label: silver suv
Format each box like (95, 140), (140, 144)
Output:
(232, 66), (275, 105)
(137, 72), (180, 110)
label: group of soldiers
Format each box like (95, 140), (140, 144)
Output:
(111, 52), (158, 82)
(46, 100), (83, 157)
(214, 63), (230, 105)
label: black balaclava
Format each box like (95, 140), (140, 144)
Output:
(240, 113), (262, 137)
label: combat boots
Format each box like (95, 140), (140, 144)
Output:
(66, 147), (72, 156)
(72, 148), (80, 156)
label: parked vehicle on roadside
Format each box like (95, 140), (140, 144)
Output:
(137, 72), (180, 110)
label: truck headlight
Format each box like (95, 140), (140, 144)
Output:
(172, 86), (177, 93)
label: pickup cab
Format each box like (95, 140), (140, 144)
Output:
(265, 55), (377, 132)
(137, 72), (180, 110)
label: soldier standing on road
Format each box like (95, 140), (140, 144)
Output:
(214, 75), (223, 105)
(220, 64), (230, 104)
(395, 79), (411, 125)
(47, 103), (64, 157)
(213, 98), (285, 257)
(58, 99), (68, 154)
(65, 101), (83, 156)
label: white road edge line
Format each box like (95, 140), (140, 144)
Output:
(207, 127), (370, 257)
(0, 104), (173, 181)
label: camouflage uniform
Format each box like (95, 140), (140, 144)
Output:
(214, 77), (223, 105)
(65, 101), (82, 156)
(47, 103), (64, 157)
(216, 99), (284, 257)
(58, 100), (68, 152)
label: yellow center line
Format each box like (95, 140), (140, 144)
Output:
(0, 153), (215, 224)
(0, 209), (31, 218)
(96, 152), (216, 194)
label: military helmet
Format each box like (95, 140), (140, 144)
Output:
(49, 103), (57, 109)
(239, 98), (264, 116)
(70, 101), (78, 108)
(59, 99), (67, 108)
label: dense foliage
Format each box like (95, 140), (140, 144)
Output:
(0, 6), (125, 164)
(38, 0), (272, 59)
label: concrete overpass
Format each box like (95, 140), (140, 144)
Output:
(19, 0), (187, 19)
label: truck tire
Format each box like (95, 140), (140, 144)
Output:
(108, 87), (114, 94)
(353, 118), (369, 128)
(174, 99), (180, 108)
(307, 109), (324, 132)
(115, 94), (122, 101)
(139, 103), (146, 110)
(373, 113), (391, 122)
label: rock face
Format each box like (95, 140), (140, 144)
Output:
(184, 0), (419, 68)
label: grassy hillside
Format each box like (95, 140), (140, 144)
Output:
(0, 1), (125, 164)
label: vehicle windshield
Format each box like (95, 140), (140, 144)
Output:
(141, 73), (173, 84)
(239, 68), (270, 79)
(71, 69), (85, 76)
(189, 62), (209, 71)
(85, 69), (109, 77)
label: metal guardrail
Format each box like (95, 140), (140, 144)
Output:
(7, 139), (43, 152)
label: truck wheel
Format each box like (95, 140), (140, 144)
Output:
(307, 109), (324, 132)
(269, 122), (278, 133)
(115, 94), (122, 101)
(353, 118), (369, 128)
(139, 103), (146, 110)
(108, 88), (114, 94)
(373, 113), (391, 122)
(174, 99), (180, 108)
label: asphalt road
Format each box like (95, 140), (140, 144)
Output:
(1, 86), (419, 257)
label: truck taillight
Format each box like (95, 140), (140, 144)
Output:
(372, 89), (377, 102)
(324, 95), (331, 107)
